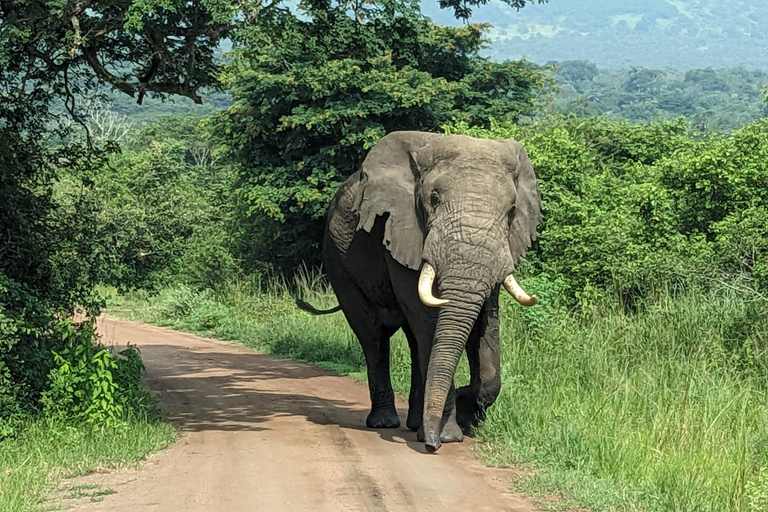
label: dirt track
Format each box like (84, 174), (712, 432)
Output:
(63, 316), (538, 511)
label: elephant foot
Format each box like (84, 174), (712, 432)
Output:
(366, 407), (400, 429)
(440, 418), (464, 443)
(456, 387), (481, 436)
(406, 406), (421, 432)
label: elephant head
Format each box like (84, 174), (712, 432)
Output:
(354, 131), (542, 452)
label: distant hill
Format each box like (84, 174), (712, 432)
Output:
(422, 0), (768, 70)
(547, 61), (767, 133)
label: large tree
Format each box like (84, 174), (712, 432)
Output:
(219, 0), (555, 269)
(0, 0), (236, 420)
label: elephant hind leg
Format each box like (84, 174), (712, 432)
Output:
(456, 288), (502, 435)
(362, 325), (400, 429)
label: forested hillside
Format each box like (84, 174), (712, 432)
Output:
(423, 0), (768, 70)
(105, 61), (768, 135)
(549, 61), (768, 132)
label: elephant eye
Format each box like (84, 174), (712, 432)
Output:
(429, 191), (441, 209)
(508, 204), (517, 223)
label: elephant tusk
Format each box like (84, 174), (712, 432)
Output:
(503, 274), (537, 306)
(418, 263), (449, 307)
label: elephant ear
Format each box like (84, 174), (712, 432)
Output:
(353, 131), (442, 270)
(500, 139), (542, 264)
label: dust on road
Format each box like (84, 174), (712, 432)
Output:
(63, 316), (538, 512)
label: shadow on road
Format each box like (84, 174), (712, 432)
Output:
(138, 343), (428, 453)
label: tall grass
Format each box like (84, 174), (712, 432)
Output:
(109, 277), (768, 512)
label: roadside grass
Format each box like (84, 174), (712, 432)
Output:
(0, 415), (176, 512)
(107, 278), (768, 512)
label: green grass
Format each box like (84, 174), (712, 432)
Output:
(107, 279), (768, 512)
(0, 416), (176, 512)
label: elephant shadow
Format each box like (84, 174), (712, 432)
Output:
(135, 342), (431, 453)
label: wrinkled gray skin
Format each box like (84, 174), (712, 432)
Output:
(301, 131), (541, 453)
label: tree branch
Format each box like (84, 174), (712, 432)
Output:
(81, 46), (203, 104)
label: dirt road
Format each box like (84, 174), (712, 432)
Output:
(65, 316), (537, 512)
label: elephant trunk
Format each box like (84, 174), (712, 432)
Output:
(422, 286), (485, 453)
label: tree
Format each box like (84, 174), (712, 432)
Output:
(217, 0), (555, 270)
(0, 0), (234, 108)
(552, 60), (599, 91)
(435, 0), (548, 19)
(0, 0), (236, 422)
(0, 0), (550, 421)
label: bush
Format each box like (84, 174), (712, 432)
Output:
(0, 274), (68, 434)
(179, 229), (241, 290)
(447, 116), (768, 305)
(41, 320), (153, 428)
(1, 272), (156, 436)
(89, 115), (239, 293)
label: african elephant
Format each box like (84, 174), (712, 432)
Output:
(298, 131), (541, 453)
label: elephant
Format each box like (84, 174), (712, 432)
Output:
(298, 131), (542, 453)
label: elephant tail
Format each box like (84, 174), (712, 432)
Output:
(295, 298), (342, 315)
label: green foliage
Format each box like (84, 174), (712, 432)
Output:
(0, 274), (97, 436)
(85, 114), (238, 291)
(657, 119), (768, 231)
(41, 320), (152, 428)
(550, 62), (768, 133)
(0, 0), (233, 426)
(447, 116), (768, 304)
(0, 0), (233, 105)
(218, 0), (554, 270)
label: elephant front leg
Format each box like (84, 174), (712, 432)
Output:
(362, 334), (401, 429)
(456, 287), (502, 435)
(402, 324), (424, 431)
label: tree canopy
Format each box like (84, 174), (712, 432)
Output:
(218, 0), (555, 269)
(0, 0), (234, 107)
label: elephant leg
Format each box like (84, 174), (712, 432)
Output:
(331, 278), (400, 429)
(361, 330), (400, 429)
(456, 286), (502, 435)
(355, 318), (400, 429)
(401, 323), (423, 431)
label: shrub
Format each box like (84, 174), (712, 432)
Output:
(446, 116), (768, 304)
(41, 320), (153, 428)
